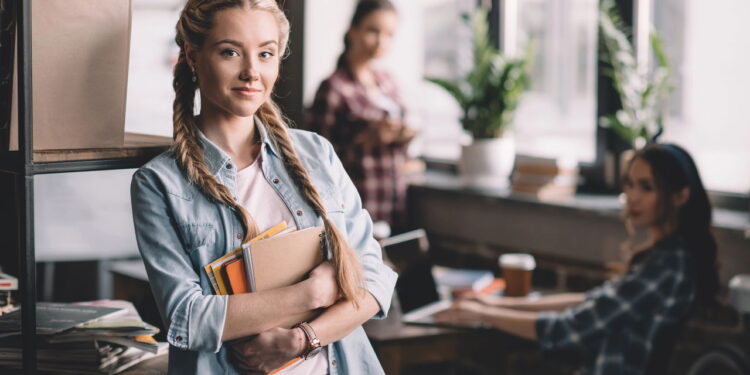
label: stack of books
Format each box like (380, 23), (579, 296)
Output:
(0, 300), (166, 374)
(204, 221), (294, 295)
(204, 221), (326, 374)
(511, 154), (579, 201)
(0, 271), (17, 316)
(431, 266), (505, 298)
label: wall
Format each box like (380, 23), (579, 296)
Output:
(409, 173), (750, 288)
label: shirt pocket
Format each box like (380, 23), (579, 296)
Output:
(177, 223), (217, 253)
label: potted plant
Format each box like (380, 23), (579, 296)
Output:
(426, 8), (531, 189)
(598, 0), (672, 160)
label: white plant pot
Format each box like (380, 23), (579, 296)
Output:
(459, 137), (515, 189)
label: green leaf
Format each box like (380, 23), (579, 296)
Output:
(423, 6), (532, 139)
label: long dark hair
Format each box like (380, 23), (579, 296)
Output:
(627, 143), (719, 305)
(335, 0), (396, 69)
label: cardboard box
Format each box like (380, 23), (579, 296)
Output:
(9, 0), (131, 151)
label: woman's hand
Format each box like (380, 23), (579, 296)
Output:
(229, 327), (305, 374)
(306, 261), (341, 309)
(375, 118), (403, 144)
(433, 299), (488, 325)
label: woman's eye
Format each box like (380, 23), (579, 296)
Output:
(221, 49), (240, 57)
(640, 182), (653, 192)
(260, 51), (274, 59)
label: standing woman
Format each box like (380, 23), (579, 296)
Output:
(307, 0), (415, 233)
(130, 1), (397, 374)
(435, 144), (719, 375)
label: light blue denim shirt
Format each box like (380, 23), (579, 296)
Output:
(130, 119), (398, 375)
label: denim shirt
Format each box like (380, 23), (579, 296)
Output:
(130, 119), (398, 375)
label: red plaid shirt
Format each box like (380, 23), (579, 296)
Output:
(306, 66), (408, 228)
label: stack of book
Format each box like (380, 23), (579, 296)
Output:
(0, 300), (166, 374)
(0, 271), (17, 315)
(431, 266), (505, 298)
(511, 154), (579, 201)
(204, 221), (326, 374)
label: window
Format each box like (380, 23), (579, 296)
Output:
(652, 0), (750, 194)
(511, 0), (598, 163)
(417, 0), (599, 163)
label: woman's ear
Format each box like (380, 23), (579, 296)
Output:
(673, 187), (690, 207)
(184, 43), (198, 71)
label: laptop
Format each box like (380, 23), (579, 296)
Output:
(380, 230), (488, 330)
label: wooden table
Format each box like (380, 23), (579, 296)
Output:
(364, 306), (533, 375)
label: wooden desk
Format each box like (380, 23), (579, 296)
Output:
(364, 306), (533, 375)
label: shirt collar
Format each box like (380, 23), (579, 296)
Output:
(196, 116), (280, 177)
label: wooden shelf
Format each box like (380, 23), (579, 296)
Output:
(31, 133), (172, 163)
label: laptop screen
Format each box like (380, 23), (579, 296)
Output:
(381, 230), (440, 314)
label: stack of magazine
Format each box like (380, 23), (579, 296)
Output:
(0, 300), (167, 374)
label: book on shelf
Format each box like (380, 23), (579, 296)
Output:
(47, 300), (161, 354)
(0, 302), (126, 337)
(511, 154), (579, 201)
(0, 272), (17, 291)
(0, 299), (167, 374)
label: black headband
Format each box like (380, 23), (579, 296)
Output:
(660, 144), (701, 192)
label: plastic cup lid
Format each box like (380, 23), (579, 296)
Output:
(499, 253), (536, 270)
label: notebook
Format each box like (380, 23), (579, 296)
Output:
(242, 226), (326, 328)
(380, 230), (489, 330)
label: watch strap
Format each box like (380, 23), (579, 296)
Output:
(294, 322), (321, 359)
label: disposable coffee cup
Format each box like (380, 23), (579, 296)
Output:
(499, 253), (536, 297)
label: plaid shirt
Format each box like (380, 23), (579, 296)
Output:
(306, 66), (408, 228)
(536, 236), (696, 375)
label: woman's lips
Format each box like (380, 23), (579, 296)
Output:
(627, 209), (641, 218)
(232, 87), (262, 97)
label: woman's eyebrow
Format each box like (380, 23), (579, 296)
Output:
(214, 39), (243, 47)
(213, 39), (278, 49)
(259, 40), (278, 47)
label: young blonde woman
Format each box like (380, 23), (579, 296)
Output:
(436, 144), (719, 375)
(130, 1), (397, 374)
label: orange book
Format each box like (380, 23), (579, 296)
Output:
(268, 358), (302, 374)
(224, 258), (249, 294)
(451, 278), (506, 299)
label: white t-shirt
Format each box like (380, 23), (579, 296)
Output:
(235, 155), (329, 375)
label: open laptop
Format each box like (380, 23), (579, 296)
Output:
(380, 230), (488, 330)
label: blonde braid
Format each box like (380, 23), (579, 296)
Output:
(173, 9), (259, 242)
(259, 102), (365, 305)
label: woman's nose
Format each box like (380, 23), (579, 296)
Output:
(240, 60), (259, 81)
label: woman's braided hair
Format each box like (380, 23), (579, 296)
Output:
(174, 0), (364, 304)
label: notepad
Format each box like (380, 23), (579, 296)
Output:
(203, 221), (288, 295)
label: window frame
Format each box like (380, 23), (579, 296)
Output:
(418, 0), (748, 211)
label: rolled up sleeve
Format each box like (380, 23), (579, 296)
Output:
(325, 139), (398, 319)
(131, 168), (227, 352)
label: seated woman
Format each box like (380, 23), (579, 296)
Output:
(435, 143), (719, 375)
